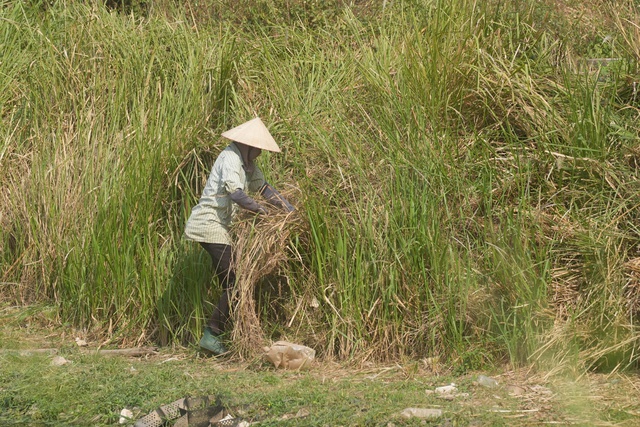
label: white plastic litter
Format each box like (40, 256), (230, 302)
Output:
(477, 375), (499, 388)
(263, 341), (315, 370)
(119, 408), (134, 424)
(435, 383), (457, 394)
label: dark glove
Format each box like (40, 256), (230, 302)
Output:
(229, 189), (267, 214)
(261, 183), (295, 212)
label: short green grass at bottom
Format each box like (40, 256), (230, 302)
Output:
(2, 307), (640, 426)
(0, 349), (539, 427)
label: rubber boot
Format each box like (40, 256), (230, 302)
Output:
(199, 327), (227, 355)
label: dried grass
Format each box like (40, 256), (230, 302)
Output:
(229, 188), (306, 358)
(0, 146), (34, 303)
(623, 257), (640, 317)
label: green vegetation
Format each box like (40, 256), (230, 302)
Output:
(1, 0), (639, 374)
(2, 308), (639, 426)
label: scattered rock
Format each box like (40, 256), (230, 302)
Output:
(435, 384), (457, 394)
(295, 408), (310, 418)
(506, 385), (525, 396)
(51, 356), (69, 366)
(400, 407), (443, 420)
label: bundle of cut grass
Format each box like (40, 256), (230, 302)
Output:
(228, 188), (305, 358)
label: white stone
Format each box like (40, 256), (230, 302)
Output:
(435, 384), (457, 394)
(51, 356), (69, 366)
(400, 408), (443, 420)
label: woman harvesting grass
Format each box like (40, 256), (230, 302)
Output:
(183, 117), (296, 355)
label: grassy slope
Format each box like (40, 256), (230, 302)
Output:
(1, 0), (639, 371)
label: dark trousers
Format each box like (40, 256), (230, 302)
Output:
(198, 242), (235, 335)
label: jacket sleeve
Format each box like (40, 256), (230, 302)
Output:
(229, 189), (267, 214)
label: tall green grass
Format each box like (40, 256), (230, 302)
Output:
(1, 0), (639, 371)
(1, 1), (236, 342)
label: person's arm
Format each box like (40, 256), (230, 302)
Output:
(260, 183), (295, 212)
(229, 189), (267, 214)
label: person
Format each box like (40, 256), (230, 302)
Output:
(184, 117), (295, 355)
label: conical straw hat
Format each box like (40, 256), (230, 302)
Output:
(221, 117), (281, 152)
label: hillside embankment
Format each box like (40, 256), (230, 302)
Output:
(1, 0), (639, 373)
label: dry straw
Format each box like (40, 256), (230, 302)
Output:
(228, 188), (305, 358)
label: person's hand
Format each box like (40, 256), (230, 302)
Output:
(261, 183), (296, 213)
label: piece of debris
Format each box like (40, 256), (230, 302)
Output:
(489, 408), (540, 414)
(263, 341), (315, 370)
(400, 407), (443, 420)
(119, 408), (134, 424)
(530, 384), (553, 395)
(212, 414), (248, 426)
(86, 347), (158, 357)
(476, 375), (499, 388)
(429, 383), (468, 400)
(75, 337), (88, 347)
(51, 355), (69, 366)
(435, 383), (457, 394)
(506, 385), (525, 396)
(438, 392), (469, 401)
(281, 408), (310, 420)
(134, 395), (232, 427)
(296, 408), (310, 418)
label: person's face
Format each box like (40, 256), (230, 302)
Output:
(248, 147), (262, 161)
